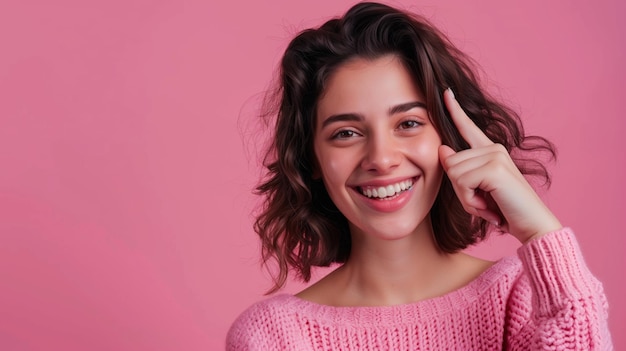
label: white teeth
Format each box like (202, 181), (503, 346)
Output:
(379, 187), (388, 197)
(360, 179), (414, 199)
(394, 183), (401, 193)
(386, 185), (394, 196)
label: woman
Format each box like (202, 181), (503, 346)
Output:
(227, 2), (612, 349)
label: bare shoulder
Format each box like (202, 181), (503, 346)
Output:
(296, 265), (347, 306)
(458, 253), (524, 286)
(295, 255), (521, 307)
(456, 253), (496, 278)
(425, 253), (495, 294)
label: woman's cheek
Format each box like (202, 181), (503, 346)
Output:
(406, 135), (442, 165)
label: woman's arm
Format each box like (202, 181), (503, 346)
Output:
(439, 89), (612, 349)
(505, 228), (612, 350)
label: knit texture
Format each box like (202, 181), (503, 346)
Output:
(226, 228), (612, 350)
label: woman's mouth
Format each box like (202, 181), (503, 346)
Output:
(357, 178), (414, 199)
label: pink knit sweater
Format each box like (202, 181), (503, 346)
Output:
(227, 228), (612, 350)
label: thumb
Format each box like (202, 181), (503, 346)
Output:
(438, 144), (456, 170)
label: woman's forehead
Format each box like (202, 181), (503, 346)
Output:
(317, 56), (425, 118)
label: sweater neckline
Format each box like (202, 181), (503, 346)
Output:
(273, 256), (520, 324)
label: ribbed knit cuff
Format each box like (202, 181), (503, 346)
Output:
(517, 227), (596, 317)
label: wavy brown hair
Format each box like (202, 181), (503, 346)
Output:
(255, 2), (555, 293)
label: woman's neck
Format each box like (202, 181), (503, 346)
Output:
(297, 218), (494, 307)
(336, 221), (456, 306)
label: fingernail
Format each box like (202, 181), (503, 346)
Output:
(447, 87), (455, 99)
(490, 220), (500, 227)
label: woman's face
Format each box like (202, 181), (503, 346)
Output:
(314, 55), (443, 241)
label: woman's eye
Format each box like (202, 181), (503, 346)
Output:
(332, 130), (358, 139)
(398, 120), (422, 129)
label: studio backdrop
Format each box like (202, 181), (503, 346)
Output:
(0, 0), (624, 349)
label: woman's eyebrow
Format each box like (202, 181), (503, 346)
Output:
(389, 101), (427, 115)
(321, 113), (363, 128)
(321, 101), (426, 129)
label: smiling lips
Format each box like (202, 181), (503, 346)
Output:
(358, 178), (414, 199)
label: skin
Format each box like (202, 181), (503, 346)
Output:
(314, 56), (443, 244)
(297, 55), (562, 307)
(439, 89), (562, 243)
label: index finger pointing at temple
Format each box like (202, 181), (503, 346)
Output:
(443, 88), (493, 148)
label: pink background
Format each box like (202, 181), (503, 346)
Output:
(1, 0), (624, 349)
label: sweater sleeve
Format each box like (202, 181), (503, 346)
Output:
(225, 301), (280, 351)
(504, 228), (612, 350)
(226, 296), (303, 351)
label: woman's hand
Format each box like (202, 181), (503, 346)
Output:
(438, 88), (562, 243)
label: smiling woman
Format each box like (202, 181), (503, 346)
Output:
(313, 56), (443, 242)
(226, 2), (612, 350)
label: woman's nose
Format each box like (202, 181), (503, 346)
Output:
(360, 133), (401, 174)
